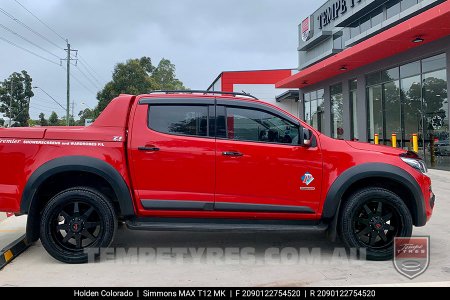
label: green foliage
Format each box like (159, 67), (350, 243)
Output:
(0, 71), (34, 127)
(76, 108), (94, 126)
(48, 111), (59, 126)
(38, 112), (48, 126)
(0, 118), (4, 126)
(95, 57), (186, 116)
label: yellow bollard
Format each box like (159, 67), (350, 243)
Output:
(374, 134), (379, 145)
(412, 134), (419, 153)
(392, 133), (397, 148)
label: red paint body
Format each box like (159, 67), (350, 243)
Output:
(0, 94), (433, 223)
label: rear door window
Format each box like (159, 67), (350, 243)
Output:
(148, 105), (209, 137)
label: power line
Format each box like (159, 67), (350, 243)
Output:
(62, 65), (96, 94)
(0, 6), (64, 50)
(0, 34), (60, 65)
(72, 62), (101, 90)
(78, 59), (101, 85)
(32, 86), (66, 110)
(0, 23), (61, 59)
(13, 0), (66, 42)
(30, 101), (62, 111)
(33, 95), (62, 107)
(78, 54), (104, 81)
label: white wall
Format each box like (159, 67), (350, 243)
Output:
(233, 84), (300, 118)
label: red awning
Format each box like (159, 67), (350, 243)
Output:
(276, 0), (450, 88)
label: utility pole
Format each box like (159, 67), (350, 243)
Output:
(71, 101), (75, 124)
(9, 80), (13, 127)
(61, 40), (77, 126)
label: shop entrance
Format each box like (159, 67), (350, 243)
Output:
(367, 54), (449, 170)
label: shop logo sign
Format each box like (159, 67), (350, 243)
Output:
(393, 237), (430, 279)
(301, 16), (313, 42)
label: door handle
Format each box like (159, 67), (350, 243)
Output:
(138, 146), (160, 152)
(222, 151), (243, 157)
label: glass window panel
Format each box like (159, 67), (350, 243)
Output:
(384, 81), (401, 147)
(311, 99), (318, 129)
(350, 24), (360, 38)
(401, 75), (422, 149)
(400, 61), (421, 78)
(401, 0), (417, 10)
(423, 69), (448, 152)
(304, 100), (311, 124)
(148, 105), (208, 137)
(371, 7), (383, 26)
(317, 89), (324, 99)
(304, 92), (310, 102)
(226, 107), (300, 145)
(366, 71), (381, 86)
(368, 85), (383, 142)
(382, 67), (400, 82)
(331, 84), (344, 139)
(360, 16), (371, 32)
(386, 1), (401, 19)
(422, 53), (446, 73)
(351, 89), (359, 140)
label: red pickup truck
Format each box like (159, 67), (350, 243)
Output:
(0, 91), (434, 263)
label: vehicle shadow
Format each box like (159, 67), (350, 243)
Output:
(111, 226), (346, 256)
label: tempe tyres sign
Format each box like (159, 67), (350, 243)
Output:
(317, 0), (363, 29)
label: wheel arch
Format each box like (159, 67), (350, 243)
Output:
(323, 163), (426, 240)
(21, 156), (135, 242)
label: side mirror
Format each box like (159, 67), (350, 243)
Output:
(302, 128), (312, 147)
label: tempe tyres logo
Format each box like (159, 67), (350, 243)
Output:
(393, 236), (430, 279)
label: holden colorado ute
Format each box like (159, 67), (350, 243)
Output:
(0, 90), (434, 263)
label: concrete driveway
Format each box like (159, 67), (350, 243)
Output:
(0, 170), (449, 287)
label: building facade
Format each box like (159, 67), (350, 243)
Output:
(276, 0), (450, 170)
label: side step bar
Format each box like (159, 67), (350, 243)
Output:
(125, 218), (328, 232)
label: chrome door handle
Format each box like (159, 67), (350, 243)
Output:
(222, 151), (243, 157)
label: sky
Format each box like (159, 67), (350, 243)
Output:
(0, 0), (319, 119)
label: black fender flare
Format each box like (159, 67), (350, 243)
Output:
(21, 156), (135, 242)
(322, 163), (426, 231)
(21, 156), (135, 216)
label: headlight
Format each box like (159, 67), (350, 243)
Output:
(401, 157), (428, 174)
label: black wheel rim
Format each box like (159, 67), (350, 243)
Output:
(50, 200), (102, 251)
(352, 199), (401, 249)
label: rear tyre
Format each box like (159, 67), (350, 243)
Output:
(40, 187), (117, 263)
(339, 188), (413, 261)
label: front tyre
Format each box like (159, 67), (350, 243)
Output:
(40, 187), (117, 263)
(339, 188), (413, 261)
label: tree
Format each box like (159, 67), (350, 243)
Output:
(152, 59), (185, 90)
(59, 115), (75, 126)
(0, 118), (4, 127)
(48, 111), (59, 126)
(0, 71), (34, 127)
(96, 57), (186, 115)
(77, 108), (94, 126)
(39, 112), (48, 126)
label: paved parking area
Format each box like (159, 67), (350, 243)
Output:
(0, 170), (449, 287)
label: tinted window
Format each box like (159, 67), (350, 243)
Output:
(371, 7), (383, 26)
(225, 107), (299, 145)
(148, 105), (208, 137)
(400, 61), (420, 78)
(422, 53), (446, 73)
(386, 0), (400, 19)
(401, 0), (417, 10)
